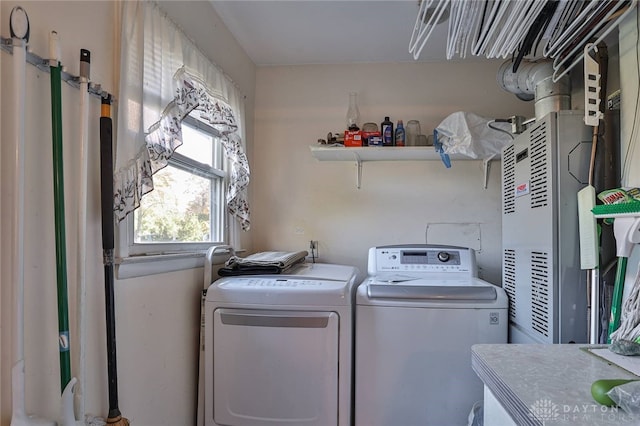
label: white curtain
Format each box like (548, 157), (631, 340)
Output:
(115, 0), (250, 230)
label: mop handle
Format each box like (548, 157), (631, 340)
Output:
(100, 96), (114, 252)
(100, 96), (124, 419)
(608, 257), (628, 342)
(49, 30), (72, 392)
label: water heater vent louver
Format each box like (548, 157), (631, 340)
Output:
(503, 145), (515, 214)
(503, 249), (516, 320)
(530, 122), (549, 209)
(531, 251), (550, 337)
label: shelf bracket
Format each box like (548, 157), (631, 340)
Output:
(352, 152), (362, 189)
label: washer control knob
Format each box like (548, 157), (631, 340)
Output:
(437, 251), (450, 262)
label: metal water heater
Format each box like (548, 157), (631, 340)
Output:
(502, 110), (593, 343)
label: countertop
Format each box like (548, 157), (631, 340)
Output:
(471, 344), (640, 425)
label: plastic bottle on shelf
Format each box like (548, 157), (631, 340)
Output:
(395, 120), (405, 146)
(381, 116), (394, 146)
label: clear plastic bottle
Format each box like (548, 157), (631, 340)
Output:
(395, 120), (405, 146)
(346, 92), (360, 130)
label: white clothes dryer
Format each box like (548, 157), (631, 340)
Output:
(355, 245), (508, 426)
(204, 262), (359, 426)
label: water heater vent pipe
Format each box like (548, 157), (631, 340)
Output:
(497, 59), (570, 120)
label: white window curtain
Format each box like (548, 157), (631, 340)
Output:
(115, 0), (250, 231)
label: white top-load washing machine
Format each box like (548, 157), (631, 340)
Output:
(204, 262), (359, 426)
(355, 245), (508, 426)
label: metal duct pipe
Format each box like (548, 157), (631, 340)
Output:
(497, 60), (571, 120)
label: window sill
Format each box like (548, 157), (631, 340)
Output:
(116, 249), (241, 279)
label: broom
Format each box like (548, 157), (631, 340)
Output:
(50, 30), (87, 426)
(47, 31), (86, 426)
(99, 96), (129, 426)
(49, 29), (72, 394)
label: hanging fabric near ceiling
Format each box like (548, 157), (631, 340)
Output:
(115, 0), (250, 230)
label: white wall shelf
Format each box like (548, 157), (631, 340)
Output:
(309, 145), (499, 189)
(310, 145), (467, 161)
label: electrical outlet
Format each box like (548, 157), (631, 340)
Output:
(309, 240), (318, 261)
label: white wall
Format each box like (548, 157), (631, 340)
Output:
(2, 1), (634, 425)
(0, 2), (255, 425)
(0, 2), (3, 422)
(252, 62), (535, 284)
(1, 3), (114, 423)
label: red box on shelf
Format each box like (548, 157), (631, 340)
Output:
(344, 130), (363, 147)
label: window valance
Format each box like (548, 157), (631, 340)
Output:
(115, 0), (250, 230)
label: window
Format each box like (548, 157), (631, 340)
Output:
(116, 2), (249, 276)
(128, 114), (226, 256)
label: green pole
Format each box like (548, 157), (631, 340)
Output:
(49, 30), (71, 392)
(607, 256), (628, 343)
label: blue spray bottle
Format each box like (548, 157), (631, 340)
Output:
(395, 120), (405, 146)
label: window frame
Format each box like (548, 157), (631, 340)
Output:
(121, 114), (229, 259)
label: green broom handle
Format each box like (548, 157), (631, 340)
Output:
(49, 31), (71, 392)
(607, 256), (627, 343)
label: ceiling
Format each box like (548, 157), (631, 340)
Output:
(210, 0), (452, 66)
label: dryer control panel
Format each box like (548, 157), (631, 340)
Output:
(367, 245), (477, 277)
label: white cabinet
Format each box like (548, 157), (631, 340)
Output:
(483, 385), (518, 426)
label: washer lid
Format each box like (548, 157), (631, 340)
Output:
(367, 284), (497, 300)
(356, 277), (508, 307)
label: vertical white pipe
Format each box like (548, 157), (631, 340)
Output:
(589, 271), (600, 344)
(12, 30), (27, 379)
(76, 52), (90, 422)
(10, 11), (28, 420)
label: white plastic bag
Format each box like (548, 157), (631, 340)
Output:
(607, 380), (640, 417)
(435, 112), (513, 160)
